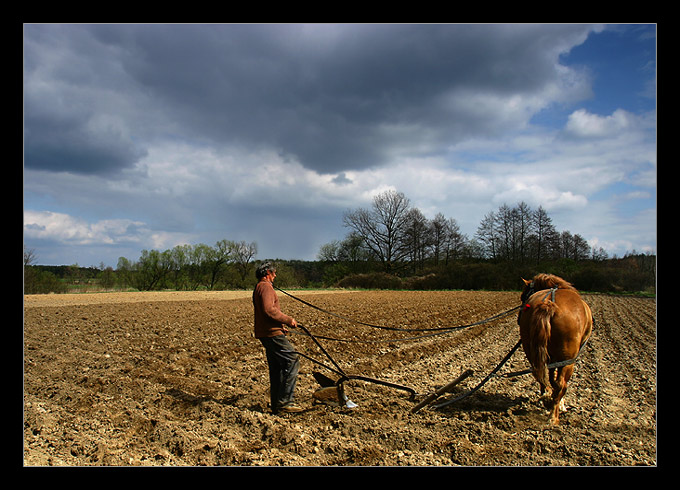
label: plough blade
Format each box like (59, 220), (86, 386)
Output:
(411, 369), (474, 413)
(312, 372), (358, 408)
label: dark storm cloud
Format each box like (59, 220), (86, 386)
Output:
(24, 112), (148, 174)
(24, 24), (149, 174)
(24, 24), (597, 175)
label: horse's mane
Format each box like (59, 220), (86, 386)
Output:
(531, 273), (576, 291)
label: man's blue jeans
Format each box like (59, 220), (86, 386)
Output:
(259, 334), (300, 412)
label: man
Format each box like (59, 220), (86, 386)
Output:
(252, 262), (303, 414)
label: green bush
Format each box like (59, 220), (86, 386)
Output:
(24, 268), (68, 294)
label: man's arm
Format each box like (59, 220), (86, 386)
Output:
(261, 285), (296, 327)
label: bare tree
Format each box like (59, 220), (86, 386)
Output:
(533, 206), (556, 264)
(339, 233), (372, 266)
(343, 189), (412, 272)
(444, 217), (467, 263)
(495, 204), (517, 261)
(591, 246), (609, 261)
(515, 201), (533, 263)
(572, 234), (591, 261)
(475, 211), (498, 259)
(317, 240), (342, 262)
(24, 246), (37, 267)
(430, 213), (448, 266)
(233, 240), (258, 281)
(404, 208), (431, 273)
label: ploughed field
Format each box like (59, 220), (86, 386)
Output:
(24, 289), (656, 466)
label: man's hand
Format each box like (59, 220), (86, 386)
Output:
(282, 318), (297, 335)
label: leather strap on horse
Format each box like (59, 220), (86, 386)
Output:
(499, 334), (591, 379)
(546, 286), (558, 302)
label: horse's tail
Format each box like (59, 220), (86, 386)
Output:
(529, 300), (559, 387)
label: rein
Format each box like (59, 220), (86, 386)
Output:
(274, 286), (520, 401)
(276, 286), (521, 342)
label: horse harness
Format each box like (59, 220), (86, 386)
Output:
(517, 285), (558, 325)
(521, 282), (558, 304)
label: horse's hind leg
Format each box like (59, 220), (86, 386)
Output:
(549, 365), (574, 425)
(538, 376), (552, 409)
(538, 368), (556, 409)
(532, 372), (552, 408)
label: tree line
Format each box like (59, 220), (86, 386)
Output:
(325, 190), (607, 273)
(24, 247), (655, 295)
(115, 240), (258, 291)
(23, 240), (259, 294)
(318, 189), (653, 293)
(23, 189), (655, 294)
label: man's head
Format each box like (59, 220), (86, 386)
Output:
(256, 261), (277, 280)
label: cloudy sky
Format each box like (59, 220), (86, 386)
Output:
(23, 23), (656, 267)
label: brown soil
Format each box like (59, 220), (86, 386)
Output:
(23, 289), (656, 466)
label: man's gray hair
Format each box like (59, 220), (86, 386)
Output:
(256, 261), (276, 280)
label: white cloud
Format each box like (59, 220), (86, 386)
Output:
(25, 210), (132, 245)
(23, 210), (193, 250)
(564, 108), (634, 138)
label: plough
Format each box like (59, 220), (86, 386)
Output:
(294, 323), (418, 408)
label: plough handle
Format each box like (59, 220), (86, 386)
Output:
(411, 369), (474, 413)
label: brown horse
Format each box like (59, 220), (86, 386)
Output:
(518, 274), (593, 425)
